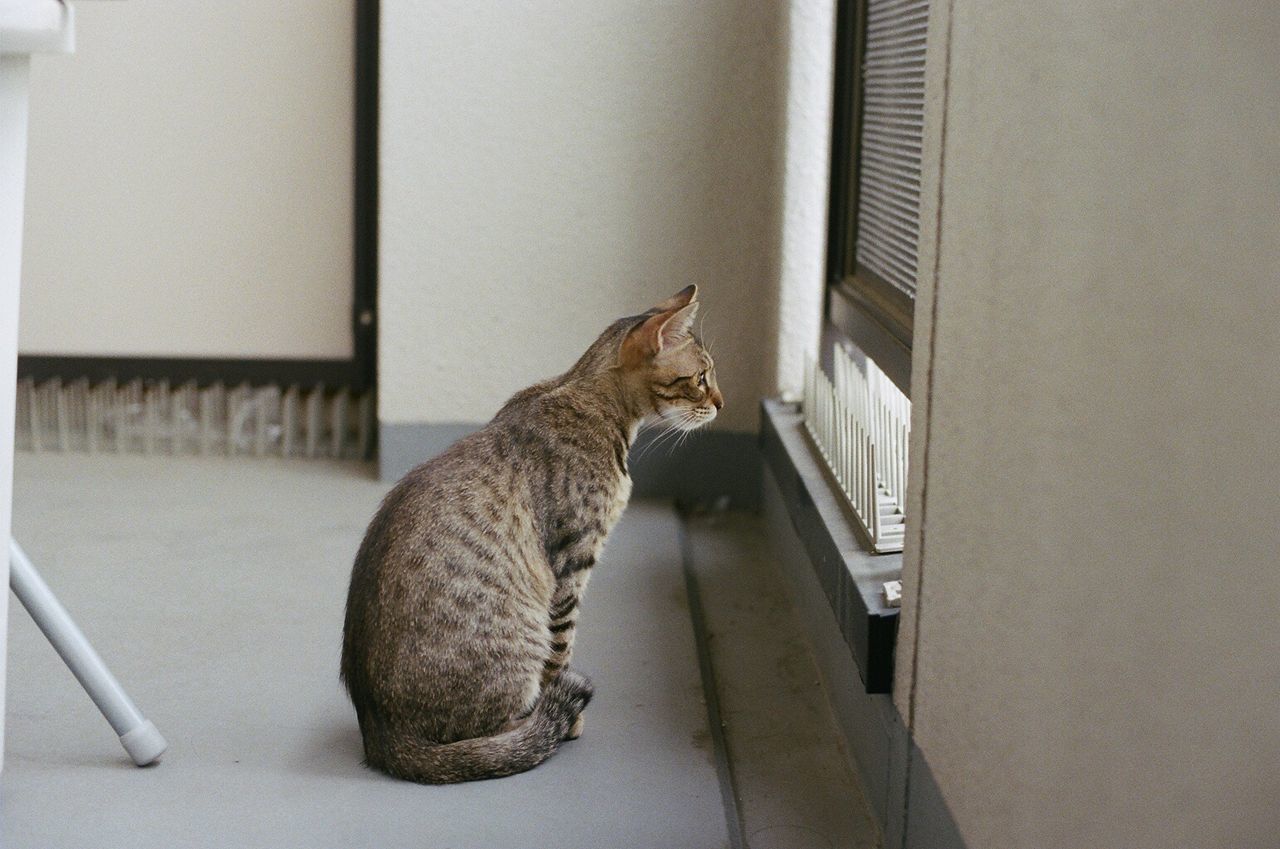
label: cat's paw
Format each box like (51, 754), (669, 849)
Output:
(561, 667), (595, 707)
(565, 712), (586, 741)
(544, 669), (593, 730)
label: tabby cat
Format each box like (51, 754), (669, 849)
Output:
(340, 285), (723, 783)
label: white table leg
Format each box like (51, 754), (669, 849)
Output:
(8, 540), (167, 766)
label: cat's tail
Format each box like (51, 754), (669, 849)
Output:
(361, 671), (593, 785)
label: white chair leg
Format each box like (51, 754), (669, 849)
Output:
(8, 539), (167, 766)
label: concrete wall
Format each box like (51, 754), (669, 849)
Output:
(895, 2), (1280, 847)
(20, 0), (355, 360)
(379, 0), (790, 436)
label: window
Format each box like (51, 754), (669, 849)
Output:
(760, 0), (932, 692)
(826, 0), (929, 397)
(803, 0), (928, 552)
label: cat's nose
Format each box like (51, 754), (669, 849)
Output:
(711, 391), (724, 411)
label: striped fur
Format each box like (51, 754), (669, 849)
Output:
(341, 286), (723, 783)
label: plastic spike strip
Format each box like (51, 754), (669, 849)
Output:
(14, 377), (374, 462)
(803, 346), (911, 554)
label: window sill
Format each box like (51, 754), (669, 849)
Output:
(758, 398), (900, 693)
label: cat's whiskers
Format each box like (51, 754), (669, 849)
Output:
(659, 410), (703, 456)
(672, 426), (695, 455)
(697, 311), (717, 359)
(672, 408), (713, 454)
(647, 407), (702, 456)
(632, 416), (669, 453)
(632, 415), (682, 463)
(646, 420), (688, 458)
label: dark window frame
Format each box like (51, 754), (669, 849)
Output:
(826, 0), (915, 398)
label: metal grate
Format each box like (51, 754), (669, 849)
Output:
(802, 344), (910, 553)
(14, 377), (373, 460)
(854, 0), (929, 299)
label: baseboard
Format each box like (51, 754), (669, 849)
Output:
(629, 427), (760, 509)
(378, 422), (479, 481)
(379, 422), (762, 509)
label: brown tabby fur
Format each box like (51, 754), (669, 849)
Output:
(340, 286), (723, 783)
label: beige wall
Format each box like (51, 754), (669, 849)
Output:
(378, 1), (789, 433)
(896, 2), (1280, 847)
(20, 0), (355, 360)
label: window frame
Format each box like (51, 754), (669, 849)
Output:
(826, 0), (916, 399)
(17, 0), (379, 395)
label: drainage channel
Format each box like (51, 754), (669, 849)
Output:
(676, 507), (747, 849)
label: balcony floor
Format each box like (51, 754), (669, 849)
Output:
(3, 452), (875, 848)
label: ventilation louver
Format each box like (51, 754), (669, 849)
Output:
(854, 0), (929, 299)
(15, 377), (373, 460)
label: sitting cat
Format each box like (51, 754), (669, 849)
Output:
(340, 285), (723, 783)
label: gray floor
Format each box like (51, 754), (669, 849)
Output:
(3, 453), (877, 848)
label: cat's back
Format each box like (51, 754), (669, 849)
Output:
(358, 421), (538, 566)
(349, 381), (625, 596)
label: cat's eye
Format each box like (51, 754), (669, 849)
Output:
(697, 371), (708, 388)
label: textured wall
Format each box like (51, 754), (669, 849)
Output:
(775, 0), (835, 401)
(379, 1), (790, 432)
(21, 0), (355, 359)
(896, 2), (1280, 847)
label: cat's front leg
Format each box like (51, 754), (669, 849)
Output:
(544, 568), (594, 738)
(558, 666), (593, 740)
(543, 523), (601, 670)
(543, 570), (590, 682)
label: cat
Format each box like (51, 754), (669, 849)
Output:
(340, 285), (723, 784)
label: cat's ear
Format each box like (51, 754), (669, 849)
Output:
(658, 301), (699, 349)
(622, 302), (699, 364)
(648, 285), (698, 314)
